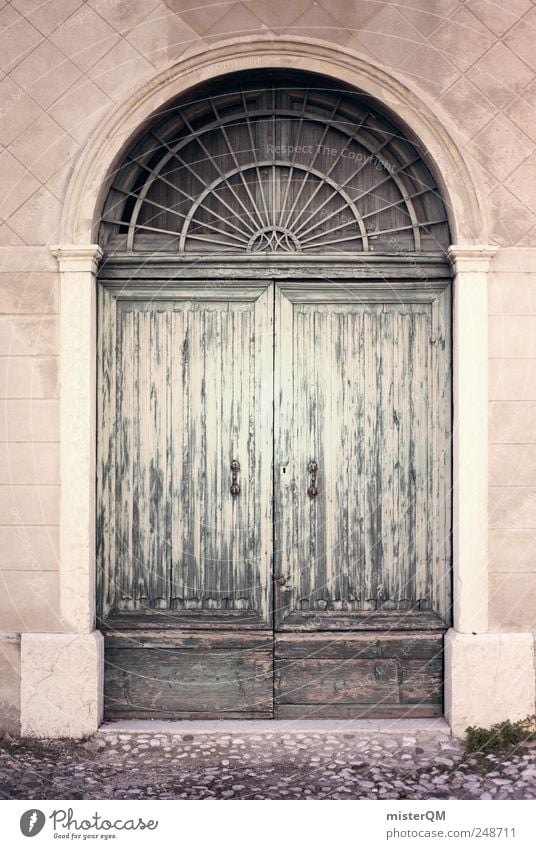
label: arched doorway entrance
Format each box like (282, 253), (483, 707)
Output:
(96, 70), (452, 719)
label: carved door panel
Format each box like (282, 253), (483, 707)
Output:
(98, 281), (275, 718)
(273, 281), (451, 717)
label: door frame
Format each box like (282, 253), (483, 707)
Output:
(89, 249), (493, 635)
(96, 258), (454, 633)
(47, 238), (496, 732)
(96, 257), (454, 720)
(52, 246), (492, 638)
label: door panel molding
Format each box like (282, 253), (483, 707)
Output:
(98, 279), (271, 301)
(274, 280), (452, 630)
(97, 279), (274, 626)
(275, 278), (450, 303)
(99, 255), (451, 283)
(274, 633), (443, 719)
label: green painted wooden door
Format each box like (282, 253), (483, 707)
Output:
(273, 281), (451, 717)
(98, 277), (451, 719)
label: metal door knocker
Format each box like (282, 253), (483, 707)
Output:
(307, 461), (318, 497)
(230, 460), (240, 496)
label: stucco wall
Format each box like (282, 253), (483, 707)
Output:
(1, 1), (536, 649)
(489, 249), (536, 632)
(0, 248), (60, 634)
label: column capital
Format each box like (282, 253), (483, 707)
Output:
(447, 244), (498, 274)
(50, 244), (103, 274)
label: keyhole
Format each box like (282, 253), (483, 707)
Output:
(282, 467), (286, 474)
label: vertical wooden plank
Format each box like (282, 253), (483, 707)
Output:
(379, 310), (395, 606)
(168, 287), (274, 620)
(296, 305), (310, 609)
(432, 285), (452, 622)
(443, 285), (453, 623)
(213, 307), (224, 608)
(430, 296), (441, 618)
(133, 308), (151, 607)
(306, 307), (318, 609)
(227, 306), (237, 607)
(412, 308), (430, 610)
(245, 305), (256, 611)
(254, 286), (274, 623)
(188, 306), (204, 607)
(170, 306), (186, 609)
(147, 308), (171, 607)
(365, 308), (382, 608)
(313, 308), (327, 610)
(397, 310), (411, 613)
(117, 306), (136, 610)
(218, 306), (233, 611)
(322, 307), (334, 609)
(391, 310), (401, 607)
(354, 309), (366, 609)
(203, 303), (218, 606)
(333, 309), (347, 607)
(274, 286), (294, 624)
(96, 286), (116, 620)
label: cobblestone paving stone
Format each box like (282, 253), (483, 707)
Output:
(0, 730), (535, 800)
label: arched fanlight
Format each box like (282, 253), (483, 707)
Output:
(99, 71), (450, 255)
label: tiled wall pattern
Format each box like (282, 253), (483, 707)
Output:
(489, 250), (536, 631)
(0, 0), (535, 632)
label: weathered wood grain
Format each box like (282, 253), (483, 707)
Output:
(96, 286), (117, 620)
(97, 282), (273, 622)
(100, 610), (269, 631)
(275, 703), (442, 719)
(104, 633), (273, 718)
(105, 629), (272, 650)
(275, 658), (400, 705)
(280, 610), (446, 631)
(274, 283), (452, 628)
(99, 258), (451, 283)
(98, 274), (451, 718)
(400, 658), (443, 705)
(275, 632), (443, 659)
(275, 631), (443, 715)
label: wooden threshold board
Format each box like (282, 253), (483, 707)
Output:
(274, 632), (443, 720)
(104, 629), (273, 720)
(103, 629), (444, 721)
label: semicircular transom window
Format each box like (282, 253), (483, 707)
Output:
(99, 72), (450, 255)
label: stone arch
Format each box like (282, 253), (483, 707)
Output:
(60, 36), (487, 246)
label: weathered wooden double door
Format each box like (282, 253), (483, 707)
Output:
(98, 274), (451, 719)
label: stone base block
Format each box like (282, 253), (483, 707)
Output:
(21, 632), (103, 739)
(445, 629), (536, 737)
(0, 633), (21, 736)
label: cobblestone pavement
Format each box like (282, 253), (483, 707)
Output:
(1, 727), (535, 800)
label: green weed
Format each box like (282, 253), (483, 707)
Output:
(466, 715), (536, 754)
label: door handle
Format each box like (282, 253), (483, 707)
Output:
(230, 459), (240, 496)
(307, 461), (318, 497)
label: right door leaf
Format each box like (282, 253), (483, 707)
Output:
(274, 281), (452, 631)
